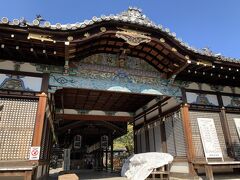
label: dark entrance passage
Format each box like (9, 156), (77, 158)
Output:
(52, 88), (159, 171)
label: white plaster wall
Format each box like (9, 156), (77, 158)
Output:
(170, 162), (189, 173)
(202, 83), (212, 91)
(135, 108), (143, 116)
(135, 99), (158, 116)
(146, 99), (158, 109)
(162, 98), (179, 113)
(115, 112), (131, 116)
(20, 62), (40, 73)
(222, 86), (233, 93)
(188, 82), (199, 90)
(135, 117), (144, 125)
(0, 60), (15, 70)
(88, 110), (106, 115)
(235, 87), (240, 94)
(146, 109), (158, 120)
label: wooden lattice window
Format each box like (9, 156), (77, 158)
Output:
(0, 98), (38, 160)
(164, 110), (187, 157)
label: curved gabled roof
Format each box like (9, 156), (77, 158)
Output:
(0, 7), (240, 86)
(0, 7), (239, 64)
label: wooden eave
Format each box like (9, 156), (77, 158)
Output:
(177, 57), (240, 86)
(0, 22), (189, 78)
(54, 88), (157, 112)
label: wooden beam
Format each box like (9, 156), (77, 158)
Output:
(32, 92), (47, 146)
(41, 73), (49, 93)
(101, 120), (126, 134)
(58, 121), (88, 133)
(59, 114), (133, 122)
(110, 134), (114, 172)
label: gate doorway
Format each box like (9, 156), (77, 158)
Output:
(52, 87), (163, 171)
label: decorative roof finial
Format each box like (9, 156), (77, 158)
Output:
(36, 15), (45, 23)
(202, 47), (213, 56)
(128, 6), (142, 13)
(32, 15), (45, 26)
(19, 17), (27, 26)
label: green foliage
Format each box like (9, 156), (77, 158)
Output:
(114, 124), (134, 154)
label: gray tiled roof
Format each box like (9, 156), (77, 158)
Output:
(0, 7), (239, 63)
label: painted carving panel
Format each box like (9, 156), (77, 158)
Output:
(222, 96), (240, 108)
(186, 92), (219, 106)
(0, 73), (42, 92)
(49, 53), (181, 96)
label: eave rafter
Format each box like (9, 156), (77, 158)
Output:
(66, 30), (188, 77)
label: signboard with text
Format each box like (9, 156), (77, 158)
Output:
(197, 118), (223, 160)
(233, 118), (240, 156)
(101, 135), (108, 149)
(234, 118), (240, 139)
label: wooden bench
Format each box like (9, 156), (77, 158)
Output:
(147, 164), (171, 180)
(194, 161), (240, 180)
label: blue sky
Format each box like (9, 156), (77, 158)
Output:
(1, 0), (240, 58)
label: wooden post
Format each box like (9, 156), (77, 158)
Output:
(24, 171), (32, 180)
(105, 148), (108, 171)
(158, 106), (167, 153)
(181, 103), (196, 175)
(110, 135), (114, 172)
(144, 113), (150, 152)
(63, 148), (71, 171)
(160, 121), (167, 153)
(219, 107), (234, 157)
(32, 92), (47, 147)
(205, 165), (214, 180)
(133, 120), (137, 154)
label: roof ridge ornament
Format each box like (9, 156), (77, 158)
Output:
(201, 47), (214, 56)
(119, 7), (154, 26)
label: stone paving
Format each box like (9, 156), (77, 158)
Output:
(48, 168), (240, 180)
(49, 168), (127, 180)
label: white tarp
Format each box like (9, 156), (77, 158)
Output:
(121, 152), (173, 180)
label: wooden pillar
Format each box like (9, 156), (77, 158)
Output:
(63, 148), (71, 171)
(144, 113), (150, 152)
(101, 148), (104, 170)
(158, 106), (167, 153)
(219, 107), (234, 157)
(181, 103), (196, 175)
(160, 121), (167, 153)
(32, 92), (47, 147)
(105, 149), (108, 171)
(110, 135), (114, 172)
(24, 171), (32, 180)
(205, 165), (214, 180)
(133, 120), (137, 154)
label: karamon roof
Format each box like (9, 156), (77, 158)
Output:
(0, 7), (239, 64)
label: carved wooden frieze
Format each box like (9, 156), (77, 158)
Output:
(116, 29), (151, 46)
